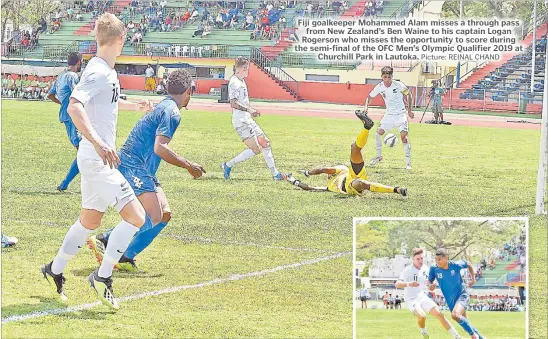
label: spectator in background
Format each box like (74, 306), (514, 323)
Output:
(131, 29), (143, 44)
(201, 22), (212, 37)
(39, 17), (48, 33)
(145, 64), (156, 92)
(359, 286), (368, 308)
(67, 6), (74, 20)
(215, 12), (224, 28)
(190, 7), (199, 23)
(191, 79), (196, 94)
(156, 74), (168, 94)
(127, 20), (136, 32)
(394, 295), (402, 309)
(50, 19), (61, 33)
(165, 15), (173, 31)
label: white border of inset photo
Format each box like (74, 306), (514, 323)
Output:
(353, 217), (529, 339)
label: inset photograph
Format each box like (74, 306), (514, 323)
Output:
(354, 218), (527, 339)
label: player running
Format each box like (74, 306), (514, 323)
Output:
(87, 69), (206, 272)
(221, 56), (284, 180)
(428, 248), (488, 339)
(395, 248), (461, 339)
(365, 66), (414, 170)
(41, 13), (153, 310)
(285, 110), (407, 197)
(48, 52), (83, 192)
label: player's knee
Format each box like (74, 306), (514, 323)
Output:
(450, 311), (460, 321)
(377, 129), (385, 135)
(401, 135), (408, 143)
(162, 211), (172, 223)
(251, 146), (261, 154)
(351, 142), (359, 151)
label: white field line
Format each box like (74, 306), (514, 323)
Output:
(1, 251), (350, 324)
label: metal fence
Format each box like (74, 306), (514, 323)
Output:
(251, 47), (299, 98)
(411, 86), (544, 115)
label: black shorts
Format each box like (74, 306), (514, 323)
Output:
(360, 296), (367, 302)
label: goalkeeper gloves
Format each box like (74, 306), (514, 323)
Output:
(286, 173), (301, 187)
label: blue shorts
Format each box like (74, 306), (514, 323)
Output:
(448, 293), (469, 312)
(118, 164), (160, 197)
(64, 120), (81, 147)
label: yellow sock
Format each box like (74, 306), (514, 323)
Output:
(369, 182), (395, 193)
(356, 128), (370, 148)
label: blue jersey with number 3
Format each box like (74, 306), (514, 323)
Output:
(428, 260), (468, 307)
(119, 97), (181, 175)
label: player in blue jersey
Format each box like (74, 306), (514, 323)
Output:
(428, 248), (487, 339)
(87, 69), (206, 271)
(48, 52), (83, 192)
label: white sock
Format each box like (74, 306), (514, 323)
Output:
(51, 219), (94, 275)
(404, 141), (411, 165)
(98, 220), (139, 278)
(262, 147), (278, 175)
(375, 132), (383, 157)
(226, 148), (256, 168)
(448, 327), (459, 338)
(421, 328), (428, 335)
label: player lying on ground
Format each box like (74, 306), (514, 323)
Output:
(41, 13), (153, 311)
(285, 110), (407, 197)
(428, 248), (488, 339)
(88, 69), (206, 272)
(221, 56), (284, 180)
(365, 66), (414, 170)
(48, 51), (83, 192)
(395, 248), (461, 339)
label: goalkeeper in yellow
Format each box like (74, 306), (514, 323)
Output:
(285, 110), (408, 197)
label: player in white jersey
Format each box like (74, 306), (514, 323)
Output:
(395, 248), (461, 339)
(221, 56), (284, 180)
(41, 13), (153, 311)
(364, 66), (414, 170)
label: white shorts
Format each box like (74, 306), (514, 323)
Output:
(234, 120), (265, 141)
(406, 294), (438, 313)
(78, 155), (136, 213)
(379, 114), (408, 133)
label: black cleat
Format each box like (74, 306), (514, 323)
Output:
(355, 110), (374, 130)
(117, 255), (140, 272)
(88, 270), (119, 310)
(41, 262), (68, 301)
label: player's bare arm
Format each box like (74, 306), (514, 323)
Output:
(406, 92), (414, 119)
(68, 97), (120, 168)
(363, 95), (372, 113)
(298, 166), (338, 177)
(154, 135), (205, 179)
(395, 279), (420, 288)
(286, 174), (328, 191)
(467, 264), (476, 287)
(48, 93), (61, 105)
(230, 98), (260, 117)
(118, 98), (153, 112)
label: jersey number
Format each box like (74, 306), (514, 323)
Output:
(111, 87), (119, 103)
(413, 274), (418, 282)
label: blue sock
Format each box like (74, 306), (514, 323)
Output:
(458, 317), (475, 335)
(59, 158), (79, 189)
(124, 221), (168, 259)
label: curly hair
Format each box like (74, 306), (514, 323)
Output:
(167, 69), (192, 95)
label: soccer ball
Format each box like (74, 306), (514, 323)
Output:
(384, 133), (398, 147)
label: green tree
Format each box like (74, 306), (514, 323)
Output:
(355, 220), (398, 261)
(1, 0), (59, 41)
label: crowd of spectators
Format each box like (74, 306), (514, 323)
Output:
(1, 73), (56, 100)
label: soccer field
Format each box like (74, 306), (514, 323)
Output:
(1, 100), (546, 338)
(356, 308), (526, 339)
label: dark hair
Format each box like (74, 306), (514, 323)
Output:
(167, 69), (192, 95)
(435, 248), (448, 258)
(381, 66), (393, 75)
(67, 52), (82, 66)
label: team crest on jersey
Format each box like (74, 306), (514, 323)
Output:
(393, 88), (397, 93)
(132, 176), (143, 189)
(451, 270), (456, 276)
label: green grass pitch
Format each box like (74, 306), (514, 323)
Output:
(1, 100), (545, 338)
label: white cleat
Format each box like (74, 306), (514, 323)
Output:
(406, 165), (412, 170)
(369, 156), (383, 167)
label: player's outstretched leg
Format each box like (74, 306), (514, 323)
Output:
(58, 158), (80, 191)
(429, 307), (461, 339)
(412, 309), (429, 338)
(451, 303), (483, 339)
(257, 135), (283, 180)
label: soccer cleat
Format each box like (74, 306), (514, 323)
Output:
(369, 156), (383, 167)
(273, 172), (286, 181)
(87, 234), (108, 265)
(406, 165), (413, 170)
(471, 334), (480, 339)
(422, 334), (430, 339)
(355, 110), (374, 130)
(117, 255), (140, 272)
(41, 262), (68, 301)
(396, 187), (408, 197)
(1, 233), (18, 247)
(88, 270), (120, 310)
(56, 184), (68, 192)
(221, 162), (232, 180)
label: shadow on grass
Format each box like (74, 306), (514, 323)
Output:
(70, 268), (164, 279)
(0, 296), (113, 320)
